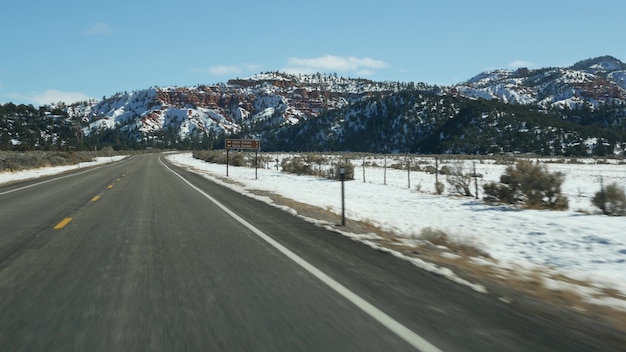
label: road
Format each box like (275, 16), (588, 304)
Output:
(0, 154), (621, 351)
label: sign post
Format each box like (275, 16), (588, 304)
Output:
(224, 139), (261, 178)
(340, 167), (345, 226)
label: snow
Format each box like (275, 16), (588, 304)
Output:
(2, 153), (625, 311)
(0, 156), (127, 185)
(165, 153), (626, 310)
(610, 71), (626, 89)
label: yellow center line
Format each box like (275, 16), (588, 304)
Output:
(116, 178), (121, 182)
(91, 195), (101, 202)
(108, 184), (114, 189)
(53, 217), (73, 230)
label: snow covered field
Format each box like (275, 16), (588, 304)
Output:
(1, 153), (624, 311)
(167, 153), (626, 310)
(0, 156), (127, 185)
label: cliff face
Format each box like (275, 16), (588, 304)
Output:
(73, 72), (400, 139)
(70, 57), (626, 143)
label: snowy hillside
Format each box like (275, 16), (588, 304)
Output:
(454, 56), (626, 108)
(42, 56), (626, 154)
(69, 72), (406, 141)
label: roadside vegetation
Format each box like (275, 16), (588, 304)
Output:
(593, 181), (626, 216)
(192, 151), (626, 215)
(188, 151), (626, 336)
(0, 151), (98, 172)
(483, 160), (569, 210)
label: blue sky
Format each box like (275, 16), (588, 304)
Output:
(2, 0), (625, 106)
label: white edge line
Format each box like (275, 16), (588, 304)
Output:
(160, 158), (443, 352)
(0, 164), (110, 196)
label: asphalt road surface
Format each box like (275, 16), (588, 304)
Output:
(0, 154), (622, 351)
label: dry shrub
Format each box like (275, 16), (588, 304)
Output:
(592, 182), (626, 216)
(419, 227), (489, 258)
(281, 157), (316, 176)
(446, 162), (477, 197)
(0, 151), (94, 172)
(435, 181), (445, 195)
(483, 160), (568, 210)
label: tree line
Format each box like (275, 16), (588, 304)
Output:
(2, 89), (626, 156)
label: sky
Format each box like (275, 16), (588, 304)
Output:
(2, 0), (626, 106)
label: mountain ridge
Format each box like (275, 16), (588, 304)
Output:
(2, 55), (626, 155)
(454, 55), (626, 107)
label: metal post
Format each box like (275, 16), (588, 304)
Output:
(384, 155), (387, 185)
(407, 157), (411, 189)
(226, 149), (229, 177)
(255, 150), (258, 180)
(340, 167), (345, 226)
(362, 156), (366, 183)
(474, 161), (478, 199)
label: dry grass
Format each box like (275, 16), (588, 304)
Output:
(180, 158), (626, 338)
(417, 227), (490, 258)
(246, 187), (626, 337)
(185, 157), (626, 339)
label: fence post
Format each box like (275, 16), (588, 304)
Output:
(363, 156), (366, 182)
(407, 157), (411, 189)
(384, 156), (387, 185)
(474, 161), (478, 199)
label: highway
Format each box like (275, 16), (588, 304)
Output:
(0, 154), (621, 351)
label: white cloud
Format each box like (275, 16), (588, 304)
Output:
(283, 55), (387, 76)
(508, 60), (535, 69)
(85, 22), (113, 36)
(9, 90), (92, 106)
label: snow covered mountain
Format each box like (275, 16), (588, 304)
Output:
(58, 56), (626, 154)
(69, 56), (626, 142)
(452, 55), (626, 108)
(69, 73), (410, 141)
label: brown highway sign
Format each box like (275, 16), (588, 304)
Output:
(225, 139), (260, 150)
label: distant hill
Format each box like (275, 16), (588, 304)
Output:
(453, 55), (626, 108)
(1, 56), (625, 155)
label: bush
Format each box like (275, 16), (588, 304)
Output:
(446, 163), (474, 197)
(328, 160), (355, 181)
(439, 165), (452, 175)
(192, 150), (227, 164)
(229, 152), (245, 166)
(592, 182), (626, 216)
(423, 165), (437, 174)
(304, 153), (327, 165)
(483, 160), (568, 210)
(435, 181), (445, 195)
(281, 157), (316, 175)
(0, 151), (95, 172)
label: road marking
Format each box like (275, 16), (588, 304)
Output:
(116, 178), (121, 182)
(161, 159), (442, 352)
(107, 184), (114, 189)
(53, 217), (73, 230)
(0, 168), (103, 196)
(91, 195), (101, 202)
